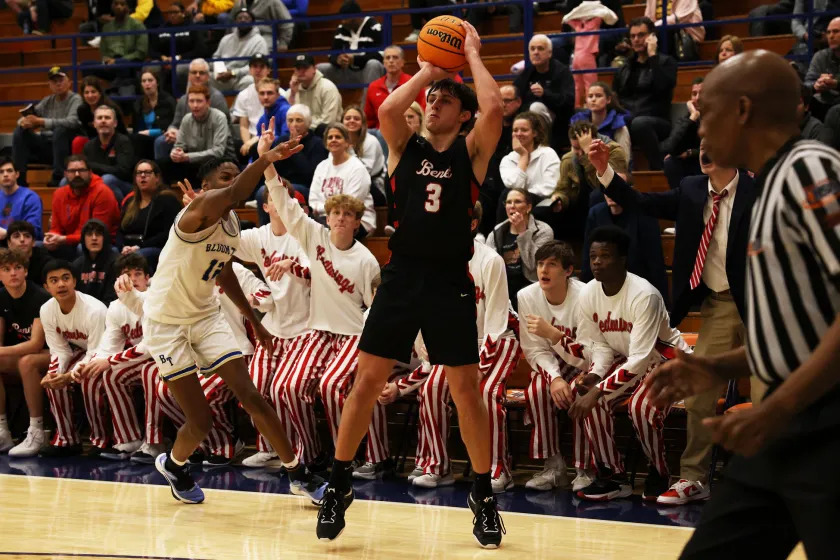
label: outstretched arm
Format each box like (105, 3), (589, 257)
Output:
(177, 138), (303, 234)
(463, 21), (503, 185)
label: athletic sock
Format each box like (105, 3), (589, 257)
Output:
(473, 471), (492, 501)
(30, 417), (44, 430)
(329, 459), (354, 493)
(167, 454), (187, 470)
(286, 462), (306, 483)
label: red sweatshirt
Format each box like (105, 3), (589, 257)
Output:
(49, 174), (120, 245)
(364, 71), (427, 129)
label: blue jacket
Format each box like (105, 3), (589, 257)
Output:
(570, 109), (630, 143)
(256, 97), (290, 141)
(0, 186), (44, 240)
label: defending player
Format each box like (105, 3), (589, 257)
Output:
(305, 21), (506, 547)
(144, 149), (327, 505)
(570, 226), (690, 501)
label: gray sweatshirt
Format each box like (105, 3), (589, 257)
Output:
(174, 107), (230, 163)
(29, 92), (82, 133)
(212, 28), (268, 78)
(170, 86), (230, 130)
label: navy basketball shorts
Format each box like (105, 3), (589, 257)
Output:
(359, 254), (479, 366)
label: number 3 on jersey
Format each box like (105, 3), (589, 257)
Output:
(425, 182), (442, 213)
(202, 259), (225, 281)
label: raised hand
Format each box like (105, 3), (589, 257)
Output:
(114, 273), (133, 295)
(266, 134), (304, 162)
(416, 55), (453, 82)
(575, 129), (593, 154)
(461, 20), (481, 58)
(587, 139), (611, 176)
(177, 178), (199, 205)
(256, 119), (276, 157)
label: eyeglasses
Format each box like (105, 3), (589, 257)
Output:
(135, 170), (156, 177)
(65, 168), (90, 175)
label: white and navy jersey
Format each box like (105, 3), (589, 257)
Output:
(40, 292), (108, 374)
(94, 297), (144, 358)
(517, 278), (588, 380)
(144, 204), (241, 325)
(266, 176), (380, 336)
(746, 139), (840, 385)
(237, 224), (311, 340)
(217, 263), (270, 357)
(577, 273), (689, 402)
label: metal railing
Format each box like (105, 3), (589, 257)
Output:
(0, 0), (829, 108)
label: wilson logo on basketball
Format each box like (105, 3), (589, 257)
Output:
(425, 28), (462, 50)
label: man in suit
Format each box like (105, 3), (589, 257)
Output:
(587, 137), (759, 506)
(580, 191), (669, 306)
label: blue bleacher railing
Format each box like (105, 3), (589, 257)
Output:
(0, 0), (832, 108)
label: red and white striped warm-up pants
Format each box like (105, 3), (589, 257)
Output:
(101, 356), (164, 446)
(45, 352), (112, 448)
(248, 333), (310, 454)
(315, 333), (390, 464)
(416, 337), (521, 478)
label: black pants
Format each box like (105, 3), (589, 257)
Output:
(629, 116), (671, 171)
(408, 0), (452, 30)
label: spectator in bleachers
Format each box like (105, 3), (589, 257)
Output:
(72, 218), (118, 304)
(0, 248), (51, 458)
(580, 192), (669, 304)
(549, 122), (628, 243)
(78, 0), (111, 38)
(44, 155), (120, 259)
(13, 67), (81, 188)
(645, 0), (705, 58)
(7, 0), (73, 35)
(403, 0), (451, 42)
(232, 54), (274, 159)
(364, 45), (426, 130)
(249, 78), (291, 159)
(154, 58), (230, 161)
(316, 1), (384, 100)
(118, 160), (181, 271)
(716, 34), (743, 65)
(613, 17), (677, 171)
(160, 85), (232, 187)
(149, 2), (208, 90)
(287, 54), (343, 137)
(513, 34), (575, 150)
(404, 101), (425, 135)
(478, 85), (520, 235)
(128, 0), (163, 29)
(131, 70), (177, 160)
(464, 0), (522, 33)
(792, 0), (839, 55)
(749, 0), (794, 38)
(805, 17), (840, 121)
(342, 105), (385, 204)
(661, 77), (702, 191)
(7, 221), (50, 286)
(563, 1), (619, 107)
(272, 105), (327, 198)
(800, 84), (835, 145)
(71, 76), (127, 156)
(0, 159), (44, 241)
(90, 0), (148, 95)
(308, 122), (376, 238)
(82, 106), (136, 203)
(230, 0), (293, 51)
(210, 8), (268, 93)
(499, 111), (561, 223)
(486, 187), (554, 309)
(570, 81), (632, 159)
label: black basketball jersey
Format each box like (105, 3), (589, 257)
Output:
(387, 134), (479, 262)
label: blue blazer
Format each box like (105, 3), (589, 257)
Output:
(601, 170), (757, 326)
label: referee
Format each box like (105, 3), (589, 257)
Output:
(646, 50), (840, 559)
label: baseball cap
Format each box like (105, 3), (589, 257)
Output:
(249, 53), (269, 66)
(293, 54), (315, 69)
(47, 66), (67, 79)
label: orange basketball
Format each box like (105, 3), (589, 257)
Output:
(417, 15), (467, 72)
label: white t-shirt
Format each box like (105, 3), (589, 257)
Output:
(577, 273), (689, 402)
(237, 224), (311, 340)
(517, 278), (587, 380)
(266, 176), (381, 335)
(351, 134), (385, 178)
(95, 297), (144, 358)
(216, 263), (269, 357)
(308, 155), (376, 233)
(144, 205), (240, 325)
(499, 145), (561, 199)
(40, 292), (108, 374)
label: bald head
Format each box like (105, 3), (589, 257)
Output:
(828, 17), (840, 48)
(698, 50), (801, 169)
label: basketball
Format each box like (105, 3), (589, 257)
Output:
(417, 15), (467, 72)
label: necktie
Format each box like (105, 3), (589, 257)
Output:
(690, 190), (728, 290)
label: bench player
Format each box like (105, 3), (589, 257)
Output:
(144, 150), (326, 505)
(307, 21), (507, 547)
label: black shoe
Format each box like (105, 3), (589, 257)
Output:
(39, 444), (83, 458)
(577, 476), (632, 501)
(643, 468), (670, 502)
(100, 446), (133, 461)
(130, 451), (155, 464)
(202, 454), (233, 467)
(86, 446), (105, 458)
(188, 450), (205, 465)
(316, 486), (354, 541)
(468, 491), (505, 549)
(308, 453), (330, 475)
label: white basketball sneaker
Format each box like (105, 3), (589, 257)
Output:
(571, 468), (596, 492)
(407, 466), (423, 483)
(0, 429), (14, 453)
(491, 472), (514, 493)
(241, 451), (284, 468)
(525, 453), (569, 491)
(412, 472), (455, 488)
(8, 427), (45, 457)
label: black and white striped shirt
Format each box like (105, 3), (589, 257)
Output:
(746, 138), (840, 385)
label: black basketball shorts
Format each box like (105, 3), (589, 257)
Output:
(359, 254), (479, 366)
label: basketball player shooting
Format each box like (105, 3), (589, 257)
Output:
(313, 21), (506, 548)
(144, 147), (328, 505)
